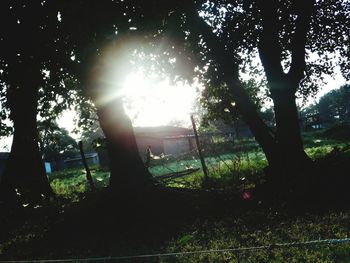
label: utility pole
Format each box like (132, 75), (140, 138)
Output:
(190, 115), (208, 179)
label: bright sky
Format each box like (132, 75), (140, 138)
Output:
(313, 68), (347, 101)
(121, 73), (198, 127)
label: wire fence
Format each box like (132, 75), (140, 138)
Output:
(145, 132), (266, 189)
(2, 237), (350, 262)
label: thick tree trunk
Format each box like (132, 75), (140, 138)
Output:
(0, 68), (53, 203)
(264, 83), (311, 191)
(97, 98), (153, 192)
(271, 86), (306, 164)
(257, 0), (314, 183)
(268, 83), (311, 187)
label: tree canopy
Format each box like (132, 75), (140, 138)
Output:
(302, 84), (350, 126)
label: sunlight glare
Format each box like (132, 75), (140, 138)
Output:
(121, 72), (198, 127)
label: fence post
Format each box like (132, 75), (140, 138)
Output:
(145, 146), (151, 168)
(78, 141), (95, 191)
(190, 115), (209, 179)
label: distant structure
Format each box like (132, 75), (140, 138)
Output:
(63, 152), (100, 169)
(301, 113), (325, 130)
(134, 126), (195, 156)
(96, 125), (251, 169)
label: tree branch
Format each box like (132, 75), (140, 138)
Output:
(288, 0), (315, 87)
(257, 0), (285, 83)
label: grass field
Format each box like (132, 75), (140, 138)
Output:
(1, 129), (350, 262)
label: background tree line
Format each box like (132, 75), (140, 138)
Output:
(301, 84), (350, 128)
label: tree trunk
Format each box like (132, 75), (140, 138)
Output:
(271, 85), (306, 165)
(96, 98), (153, 192)
(0, 65), (53, 204)
(263, 82), (311, 188)
(225, 80), (280, 169)
(190, 14), (280, 170)
(257, 0), (314, 183)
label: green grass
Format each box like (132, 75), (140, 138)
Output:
(151, 150), (267, 191)
(1, 131), (350, 262)
(46, 132), (349, 197)
(162, 211), (350, 262)
(48, 167), (110, 200)
(147, 134), (349, 195)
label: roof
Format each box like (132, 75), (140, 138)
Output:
(134, 126), (192, 138)
(64, 152), (98, 163)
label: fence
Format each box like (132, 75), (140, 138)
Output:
(145, 128), (265, 190)
(2, 237), (349, 262)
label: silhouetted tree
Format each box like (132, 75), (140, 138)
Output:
(1, 0), (349, 198)
(38, 121), (79, 162)
(0, 2), (81, 202)
(318, 84), (350, 124)
(185, 0), (350, 184)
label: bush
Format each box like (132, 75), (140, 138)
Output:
(322, 123), (350, 140)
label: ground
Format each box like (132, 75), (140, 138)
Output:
(1, 129), (350, 262)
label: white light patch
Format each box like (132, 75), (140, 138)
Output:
(57, 12), (62, 22)
(121, 72), (198, 127)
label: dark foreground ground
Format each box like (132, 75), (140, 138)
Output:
(1, 141), (350, 262)
(1, 183), (350, 262)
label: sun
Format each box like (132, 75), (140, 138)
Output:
(121, 72), (198, 127)
(88, 37), (200, 128)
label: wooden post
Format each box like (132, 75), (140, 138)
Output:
(78, 141), (95, 191)
(190, 115), (208, 179)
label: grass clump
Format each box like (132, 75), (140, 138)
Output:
(162, 211), (350, 262)
(48, 167), (110, 200)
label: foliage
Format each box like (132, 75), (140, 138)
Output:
(201, 78), (265, 128)
(37, 121), (79, 161)
(192, 0), (350, 99)
(322, 123), (350, 141)
(0, 2), (80, 123)
(259, 107), (276, 128)
(317, 84), (350, 124)
(300, 84), (350, 132)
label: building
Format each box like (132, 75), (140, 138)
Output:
(96, 125), (245, 169)
(63, 152), (100, 169)
(134, 126), (195, 156)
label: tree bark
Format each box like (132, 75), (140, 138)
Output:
(0, 63), (53, 203)
(270, 84), (306, 164)
(96, 98), (153, 192)
(257, 0), (314, 181)
(225, 79), (280, 168)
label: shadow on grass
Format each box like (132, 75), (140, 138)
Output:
(1, 145), (350, 262)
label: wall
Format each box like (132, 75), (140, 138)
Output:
(163, 137), (190, 155)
